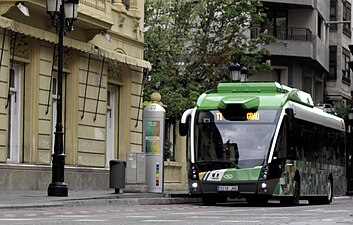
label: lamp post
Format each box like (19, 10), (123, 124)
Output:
(46, 0), (79, 197)
(229, 62), (248, 82)
(347, 105), (353, 195)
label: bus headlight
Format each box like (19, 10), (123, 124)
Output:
(260, 165), (269, 180)
(191, 182), (199, 192)
(190, 165), (199, 180)
(261, 182), (267, 189)
(261, 182), (268, 193)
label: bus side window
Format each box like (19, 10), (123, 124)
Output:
(286, 117), (297, 160)
(274, 118), (288, 159)
(302, 130), (314, 161)
(339, 133), (347, 165)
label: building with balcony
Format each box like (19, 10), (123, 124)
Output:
(326, 0), (353, 108)
(249, 0), (331, 105)
(0, 0), (151, 190)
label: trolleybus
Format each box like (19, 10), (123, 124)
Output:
(179, 82), (346, 205)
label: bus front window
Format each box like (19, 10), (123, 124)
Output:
(194, 109), (280, 170)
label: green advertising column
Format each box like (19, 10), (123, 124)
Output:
(143, 93), (166, 193)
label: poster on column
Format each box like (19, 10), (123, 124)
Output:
(145, 120), (160, 155)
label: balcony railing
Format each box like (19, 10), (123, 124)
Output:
(80, 0), (106, 12)
(251, 26), (312, 41)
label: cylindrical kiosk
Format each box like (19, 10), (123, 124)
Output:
(143, 98), (165, 193)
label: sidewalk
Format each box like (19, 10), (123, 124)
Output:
(0, 189), (201, 209)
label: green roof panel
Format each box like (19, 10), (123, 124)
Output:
(196, 82), (314, 110)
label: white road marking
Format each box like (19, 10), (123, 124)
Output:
(306, 209), (348, 213)
(143, 220), (184, 223)
(322, 219), (334, 222)
(0, 219), (34, 221)
(53, 215), (89, 218)
(126, 215), (156, 218)
(170, 209), (246, 215)
(188, 216), (222, 219)
(220, 220), (261, 223)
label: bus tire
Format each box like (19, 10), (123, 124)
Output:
(322, 178), (333, 204)
(309, 177), (333, 205)
(280, 173), (300, 206)
(292, 179), (300, 205)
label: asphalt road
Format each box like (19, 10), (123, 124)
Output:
(0, 197), (352, 225)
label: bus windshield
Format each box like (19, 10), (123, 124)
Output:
(194, 109), (281, 170)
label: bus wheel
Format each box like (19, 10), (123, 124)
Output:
(202, 194), (218, 206)
(280, 179), (300, 206)
(292, 179), (300, 205)
(322, 178), (333, 204)
(308, 178), (333, 205)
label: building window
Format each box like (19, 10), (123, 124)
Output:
(329, 46), (337, 80)
(343, 1), (351, 37)
(318, 15), (323, 39)
(330, 0), (338, 31)
(262, 10), (288, 40)
(342, 47), (351, 84)
(7, 64), (22, 163)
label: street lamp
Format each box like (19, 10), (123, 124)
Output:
(16, 2), (30, 17)
(229, 63), (241, 82)
(229, 62), (248, 82)
(348, 106), (353, 121)
(46, 0), (79, 197)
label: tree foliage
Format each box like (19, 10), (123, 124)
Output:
(144, 0), (275, 121)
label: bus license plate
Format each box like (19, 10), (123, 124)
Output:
(217, 186), (238, 192)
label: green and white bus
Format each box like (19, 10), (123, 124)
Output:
(179, 82), (346, 205)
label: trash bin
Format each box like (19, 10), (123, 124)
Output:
(109, 160), (126, 194)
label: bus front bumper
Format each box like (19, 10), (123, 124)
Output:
(189, 179), (278, 197)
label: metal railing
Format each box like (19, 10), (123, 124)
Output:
(251, 26), (312, 41)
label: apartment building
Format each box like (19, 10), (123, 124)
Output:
(327, 0), (353, 108)
(250, 0), (353, 108)
(0, 0), (150, 190)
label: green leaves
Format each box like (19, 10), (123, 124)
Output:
(144, 0), (275, 121)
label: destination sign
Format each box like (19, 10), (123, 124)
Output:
(215, 112), (260, 121)
(246, 112), (260, 121)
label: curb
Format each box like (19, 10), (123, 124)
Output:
(0, 202), (64, 209)
(0, 197), (202, 209)
(64, 197), (202, 207)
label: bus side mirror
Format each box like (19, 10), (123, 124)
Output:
(179, 120), (189, 136)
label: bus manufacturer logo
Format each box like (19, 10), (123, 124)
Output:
(207, 170), (225, 181)
(223, 174), (233, 179)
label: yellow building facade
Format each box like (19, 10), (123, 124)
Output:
(0, 0), (152, 190)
